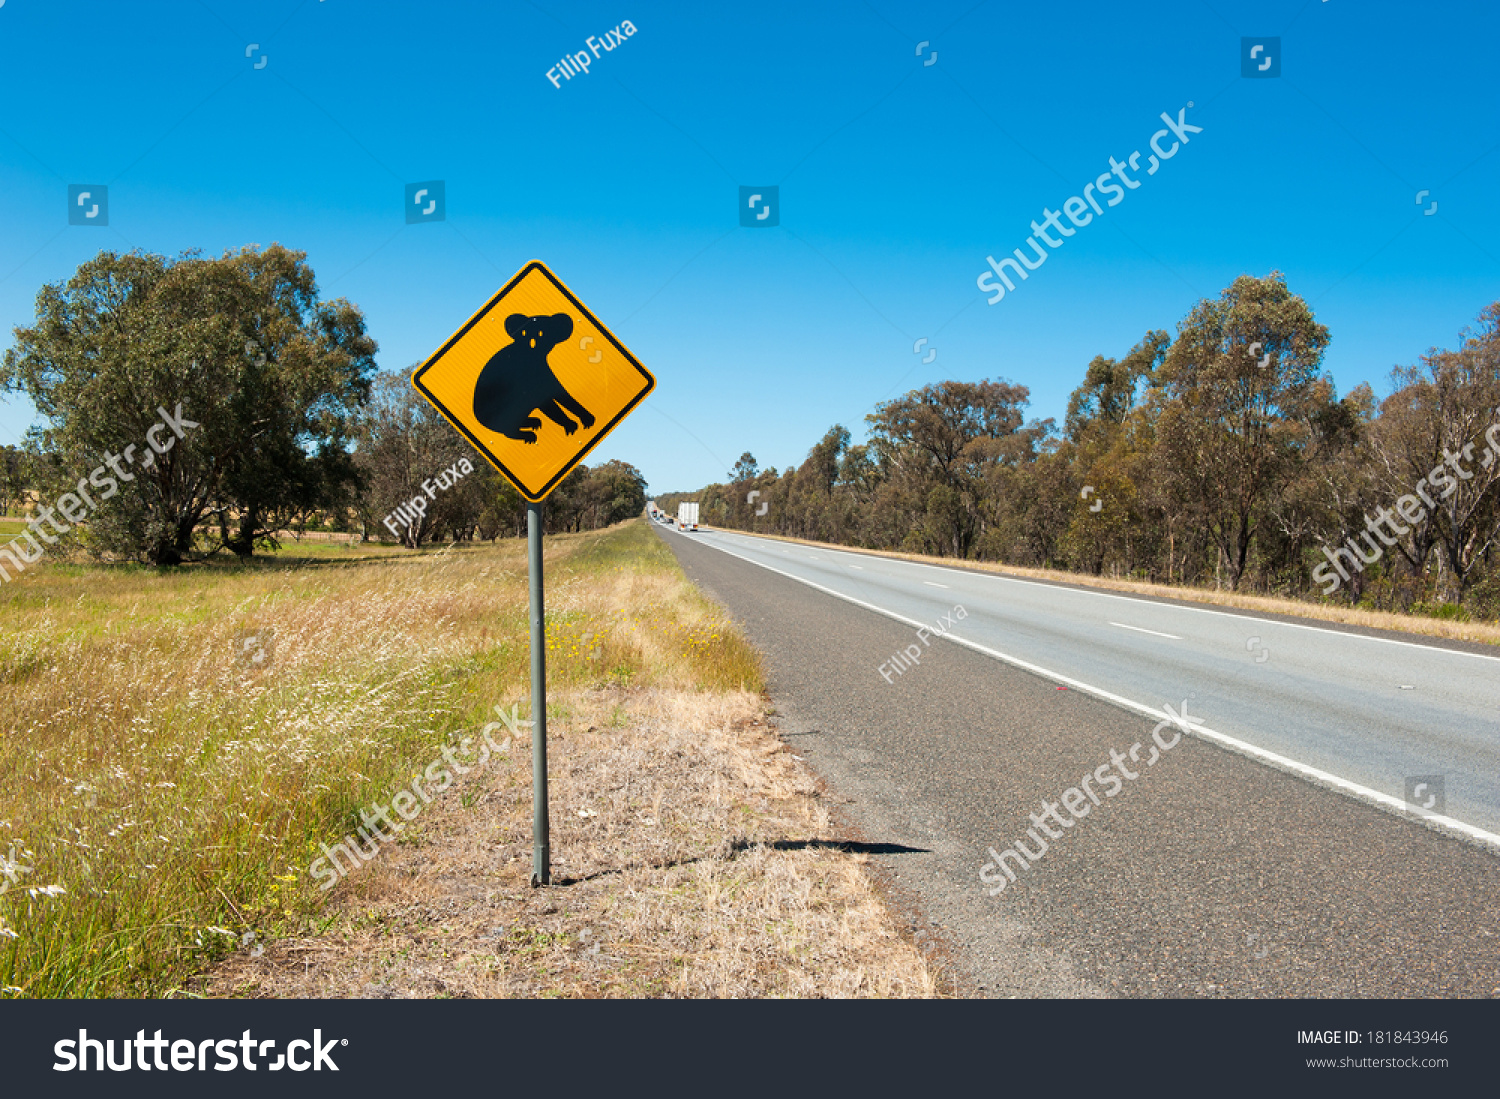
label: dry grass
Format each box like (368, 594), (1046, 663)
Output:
(714, 529), (1500, 648)
(201, 688), (936, 999)
(0, 519), (935, 999)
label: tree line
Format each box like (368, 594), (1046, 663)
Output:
(0, 246), (645, 565)
(658, 273), (1500, 620)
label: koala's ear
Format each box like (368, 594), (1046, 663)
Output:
(550, 314), (574, 341)
(505, 314), (526, 339)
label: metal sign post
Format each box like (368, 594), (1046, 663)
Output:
(527, 499), (550, 887)
(410, 260), (655, 895)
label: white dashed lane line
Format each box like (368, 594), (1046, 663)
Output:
(1110, 622), (1182, 640)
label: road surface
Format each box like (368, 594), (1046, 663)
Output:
(656, 522), (1500, 997)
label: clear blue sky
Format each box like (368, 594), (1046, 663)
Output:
(1, 0), (1496, 494)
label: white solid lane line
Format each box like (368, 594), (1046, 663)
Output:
(923, 581), (949, 588)
(679, 528), (1500, 852)
(1110, 622), (1183, 640)
(704, 528), (1500, 664)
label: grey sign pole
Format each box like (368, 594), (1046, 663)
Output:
(527, 499), (551, 886)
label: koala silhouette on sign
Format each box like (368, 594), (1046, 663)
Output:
(473, 313), (597, 443)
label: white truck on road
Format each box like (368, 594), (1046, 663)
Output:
(676, 501), (699, 531)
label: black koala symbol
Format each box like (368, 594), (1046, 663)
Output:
(473, 312), (597, 443)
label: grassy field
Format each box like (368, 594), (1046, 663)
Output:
(0, 519), (935, 998)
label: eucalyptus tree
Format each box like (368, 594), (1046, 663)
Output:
(1148, 273), (1332, 589)
(1369, 303), (1500, 603)
(1, 246), (377, 564)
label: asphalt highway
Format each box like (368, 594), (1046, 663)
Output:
(655, 521), (1500, 997)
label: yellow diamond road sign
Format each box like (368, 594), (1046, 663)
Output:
(411, 260), (655, 502)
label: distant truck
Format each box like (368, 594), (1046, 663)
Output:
(676, 501), (699, 531)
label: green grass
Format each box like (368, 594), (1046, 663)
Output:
(0, 519), (759, 997)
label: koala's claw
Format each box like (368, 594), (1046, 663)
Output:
(518, 430), (538, 444)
